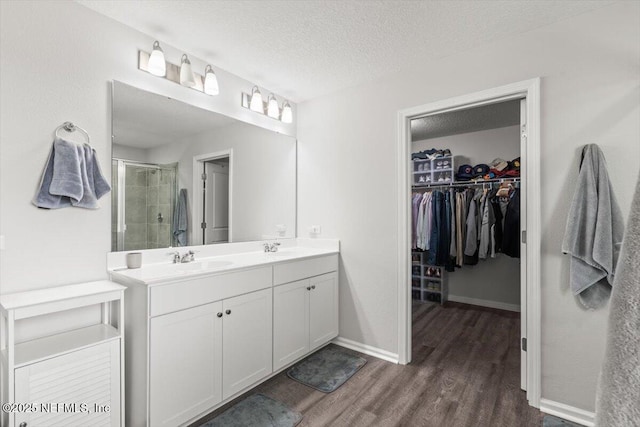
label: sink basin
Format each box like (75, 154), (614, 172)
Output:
(176, 260), (234, 271)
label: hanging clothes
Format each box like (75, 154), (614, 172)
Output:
(410, 181), (520, 270)
(502, 188), (520, 258)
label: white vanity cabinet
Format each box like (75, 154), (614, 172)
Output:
(111, 249), (339, 427)
(120, 266), (273, 427)
(149, 302), (223, 427)
(273, 255), (339, 371)
(221, 288), (272, 399)
(148, 287), (272, 426)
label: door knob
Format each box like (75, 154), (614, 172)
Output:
(225, 309), (231, 315)
(217, 312), (223, 318)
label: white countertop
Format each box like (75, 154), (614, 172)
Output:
(109, 246), (339, 286)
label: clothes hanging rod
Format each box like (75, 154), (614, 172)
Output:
(412, 177), (520, 190)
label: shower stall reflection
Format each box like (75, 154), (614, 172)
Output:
(111, 160), (178, 251)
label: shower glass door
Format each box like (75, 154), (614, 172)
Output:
(112, 160), (177, 251)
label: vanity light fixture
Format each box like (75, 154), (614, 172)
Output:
(267, 94), (280, 119)
(179, 54), (196, 87)
(203, 65), (219, 96)
(147, 41), (166, 77)
(249, 86), (264, 113)
(281, 100), (293, 124)
(241, 87), (293, 123)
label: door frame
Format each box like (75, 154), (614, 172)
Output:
(396, 78), (541, 408)
(192, 149), (234, 246)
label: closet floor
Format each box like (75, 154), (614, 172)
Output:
(189, 302), (544, 427)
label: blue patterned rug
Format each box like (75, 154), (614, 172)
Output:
(287, 344), (367, 393)
(200, 394), (302, 427)
(543, 415), (584, 427)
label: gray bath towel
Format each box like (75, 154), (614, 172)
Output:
(595, 172), (640, 426)
(173, 188), (188, 246)
(33, 138), (110, 209)
(561, 144), (624, 309)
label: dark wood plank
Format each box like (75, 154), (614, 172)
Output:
(190, 302), (544, 427)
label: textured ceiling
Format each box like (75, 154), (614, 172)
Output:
(78, 1), (613, 102)
(411, 99), (521, 142)
(113, 81), (236, 149)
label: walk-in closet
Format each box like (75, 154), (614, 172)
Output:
(409, 99), (527, 391)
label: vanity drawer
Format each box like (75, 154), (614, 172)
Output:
(273, 254), (338, 286)
(150, 267), (272, 317)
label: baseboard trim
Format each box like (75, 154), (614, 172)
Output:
(448, 295), (521, 312)
(332, 336), (399, 364)
(539, 398), (595, 427)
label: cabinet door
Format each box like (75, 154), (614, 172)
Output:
(309, 272), (339, 351)
(273, 279), (310, 371)
(149, 302), (223, 427)
(222, 288), (273, 400)
(14, 340), (120, 427)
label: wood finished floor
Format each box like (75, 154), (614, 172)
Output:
(190, 301), (544, 427)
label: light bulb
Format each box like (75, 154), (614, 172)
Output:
(249, 86), (263, 113)
(281, 101), (293, 123)
(203, 65), (219, 95)
(179, 54), (196, 87)
(267, 94), (280, 119)
(148, 41), (166, 77)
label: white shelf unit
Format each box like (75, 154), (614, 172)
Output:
(0, 280), (126, 427)
(412, 156), (454, 185)
(411, 251), (447, 305)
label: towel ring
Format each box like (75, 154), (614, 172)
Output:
(55, 121), (91, 144)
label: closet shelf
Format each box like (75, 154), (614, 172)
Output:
(413, 177), (520, 190)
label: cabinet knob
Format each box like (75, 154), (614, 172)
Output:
(311, 285), (316, 290)
(20, 423), (27, 427)
(217, 312), (223, 318)
(225, 309), (231, 315)
(306, 286), (311, 291)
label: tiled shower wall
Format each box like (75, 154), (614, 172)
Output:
(119, 164), (176, 251)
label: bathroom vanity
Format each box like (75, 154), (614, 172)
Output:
(109, 242), (339, 427)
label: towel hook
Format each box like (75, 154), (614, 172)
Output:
(55, 121), (91, 144)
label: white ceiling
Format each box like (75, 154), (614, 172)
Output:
(113, 81), (236, 149)
(78, 0), (613, 102)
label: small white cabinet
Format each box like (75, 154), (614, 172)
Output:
(0, 281), (125, 427)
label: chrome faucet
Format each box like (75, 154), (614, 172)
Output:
(168, 250), (195, 263)
(180, 250), (196, 263)
(169, 251), (180, 263)
(263, 242), (281, 253)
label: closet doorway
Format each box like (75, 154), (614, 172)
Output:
(192, 150), (233, 245)
(397, 79), (541, 408)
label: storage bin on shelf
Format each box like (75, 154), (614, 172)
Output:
(413, 156), (454, 185)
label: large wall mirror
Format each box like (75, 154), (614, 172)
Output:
(111, 81), (296, 252)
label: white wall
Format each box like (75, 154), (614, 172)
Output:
(146, 122), (297, 243)
(413, 125), (521, 307)
(0, 0), (296, 342)
(297, 2), (640, 412)
(112, 143), (149, 163)
(414, 125), (521, 168)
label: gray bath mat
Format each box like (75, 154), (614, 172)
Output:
(287, 345), (367, 393)
(543, 415), (583, 427)
(200, 394), (302, 427)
